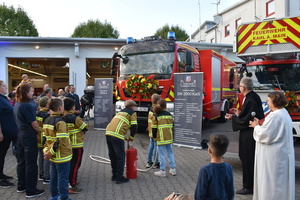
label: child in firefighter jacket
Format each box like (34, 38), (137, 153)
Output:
(36, 96), (50, 184)
(146, 94), (160, 168)
(152, 99), (176, 177)
(63, 97), (88, 194)
(43, 98), (72, 200)
(105, 99), (137, 184)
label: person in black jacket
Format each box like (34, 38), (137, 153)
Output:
(65, 85), (81, 115)
(0, 80), (18, 188)
(225, 77), (264, 195)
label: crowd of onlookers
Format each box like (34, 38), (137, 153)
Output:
(0, 74), (296, 200)
(0, 75), (87, 199)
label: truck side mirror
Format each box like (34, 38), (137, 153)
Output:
(185, 51), (192, 66)
(122, 57), (129, 64)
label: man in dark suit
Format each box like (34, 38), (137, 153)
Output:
(225, 77), (264, 195)
(65, 85), (81, 115)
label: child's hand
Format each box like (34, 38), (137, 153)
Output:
(44, 153), (50, 160)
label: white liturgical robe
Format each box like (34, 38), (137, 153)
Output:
(253, 108), (295, 200)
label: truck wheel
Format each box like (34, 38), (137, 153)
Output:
(218, 103), (228, 123)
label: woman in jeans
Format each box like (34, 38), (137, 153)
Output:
(14, 83), (44, 198)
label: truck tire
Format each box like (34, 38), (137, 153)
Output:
(218, 103), (228, 123)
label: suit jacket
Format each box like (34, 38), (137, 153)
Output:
(65, 92), (81, 111)
(232, 91), (264, 131)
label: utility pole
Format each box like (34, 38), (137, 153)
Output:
(198, 0), (201, 42)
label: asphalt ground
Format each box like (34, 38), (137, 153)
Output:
(1, 120), (300, 200)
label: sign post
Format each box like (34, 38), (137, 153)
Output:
(94, 78), (113, 129)
(173, 73), (203, 149)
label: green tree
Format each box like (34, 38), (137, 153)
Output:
(0, 4), (38, 36)
(154, 24), (189, 41)
(72, 19), (119, 38)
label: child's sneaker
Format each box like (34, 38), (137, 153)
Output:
(169, 168), (176, 176)
(154, 170), (166, 177)
(43, 178), (50, 184)
(153, 163), (160, 169)
(69, 186), (83, 194)
(146, 162), (153, 168)
(38, 175), (44, 181)
(50, 195), (60, 200)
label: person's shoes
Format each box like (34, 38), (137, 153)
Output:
(50, 195), (60, 200)
(169, 168), (176, 176)
(111, 176), (116, 181)
(236, 188), (253, 195)
(116, 177), (129, 184)
(0, 174), (13, 180)
(43, 178), (50, 184)
(26, 189), (45, 198)
(0, 179), (14, 188)
(69, 186), (83, 194)
(154, 170), (166, 177)
(146, 162), (153, 168)
(38, 175), (44, 181)
(17, 188), (26, 193)
(153, 163), (160, 169)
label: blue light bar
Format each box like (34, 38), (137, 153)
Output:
(167, 31), (176, 40)
(127, 37), (134, 44)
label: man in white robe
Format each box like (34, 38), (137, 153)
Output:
(251, 107), (295, 200)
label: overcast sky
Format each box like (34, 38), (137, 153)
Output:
(1, 0), (240, 39)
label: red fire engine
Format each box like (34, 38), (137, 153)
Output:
(112, 32), (238, 129)
(236, 16), (300, 137)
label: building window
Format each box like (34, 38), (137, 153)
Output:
(225, 25), (230, 37)
(266, 0), (275, 17)
(211, 38), (215, 43)
(236, 18), (241, 30)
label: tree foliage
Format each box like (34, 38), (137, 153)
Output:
(154, 24), (189, 41)
(0, 4), (38, 36)
(71, 19), (119, 38)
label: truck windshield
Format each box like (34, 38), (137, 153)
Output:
(247, 63), (300, 91)
(119, 52), (174, 80)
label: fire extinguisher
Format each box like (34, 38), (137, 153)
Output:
(126, 141), (138, 179)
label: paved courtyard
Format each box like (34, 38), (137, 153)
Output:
(1, 120), (300, 200)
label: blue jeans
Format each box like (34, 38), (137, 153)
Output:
(157, 144), (176, 171)
(50, 161), (70, 200)
(147, 138), (159, 164)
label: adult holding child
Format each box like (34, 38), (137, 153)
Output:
(0, 80), (18, 188)
(249, 91), (295, 200)
(13, 83), (44, 198)
(225, 77), (264, 195)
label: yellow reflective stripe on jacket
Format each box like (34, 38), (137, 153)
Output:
(152, 124), (158, 128)
(105, 131), (125, 140)
(79, 123), (87, 130)
(56, 133), (69, 138)
(50, 154), (72, 163)
(157, 115), (173, 120)
(131, 120), (137, 125)
(67, 123), (75, 127)
(43, 124), (54, 130)
(115, 114), (130, 125)
(36, 116), (43, 122)
(72, 143), (84, 148)
(157, 140), (173, 145)
(158, 124), (173, 128)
